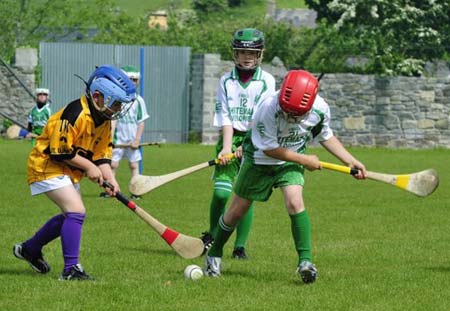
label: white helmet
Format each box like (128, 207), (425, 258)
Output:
(121, 65), (140, 80)
(35, 88), (50, 96)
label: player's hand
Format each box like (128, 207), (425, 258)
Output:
(85, 166), (103, 184)
(348, 160), (367, 179)
(218, 148), (233, 165)
(104, 179), (121, 196)
(130, 140), (140, 149)
(302, 154), (321, 171)
(234, 146), (243, 159)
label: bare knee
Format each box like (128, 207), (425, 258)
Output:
(129, 161), (138, 170)
(285, 199), (305, 214)
(129, 162), (139, 176)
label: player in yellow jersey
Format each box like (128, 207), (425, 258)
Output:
(13, 65), (136, 281)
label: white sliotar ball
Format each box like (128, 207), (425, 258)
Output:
(184, 264), (203, 280)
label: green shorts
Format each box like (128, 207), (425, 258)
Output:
(213, 131), (246, 183)
(234, 159), (305, 202)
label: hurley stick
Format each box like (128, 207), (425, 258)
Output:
(103, 181), (204, 259)
(129, 154), (235, 196)
(320, 161), (439, 197)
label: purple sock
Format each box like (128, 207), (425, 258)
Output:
(61, 212), (85, 272)
(23, 214), (65, 257)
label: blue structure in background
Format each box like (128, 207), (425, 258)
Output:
(139, 47), (145, 174)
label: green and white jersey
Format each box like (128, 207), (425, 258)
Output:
(213, 67), (275, 132)
(28, 104), (51, 128)
(113, 95), (149, 144)
(247, 92), (333, 165)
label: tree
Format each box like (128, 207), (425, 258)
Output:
(0, 0), (130, 62)
(305, 0), (450, 75)
(191, 0), (227, 15)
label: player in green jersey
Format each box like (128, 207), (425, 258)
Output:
(28, 88), (51, 145)
(201, 28), (276, 259)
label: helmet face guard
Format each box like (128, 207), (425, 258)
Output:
(231, 28), (265, 70)
(87, 65), (136, 120)
(279, 70), (319, 117)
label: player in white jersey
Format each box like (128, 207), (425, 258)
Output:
(201, 28), (276, 259)
(100, 65), (149, 199)
(205, 70), (367, 283)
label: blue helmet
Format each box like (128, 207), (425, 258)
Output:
(87, 65), (136, 119)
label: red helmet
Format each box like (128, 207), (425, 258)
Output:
(279, 70), (319, 116)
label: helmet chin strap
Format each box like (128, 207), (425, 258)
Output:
(92, 100), (107, 113)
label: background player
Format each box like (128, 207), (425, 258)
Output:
(205, 70), (367, 283)
(13, 65), (136, 281)
(100, 65), (149, 199)
(202, 28), (276, 259)
(28, 88), (51, 145)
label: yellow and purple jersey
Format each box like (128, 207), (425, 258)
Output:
(27, 95), (113, 184)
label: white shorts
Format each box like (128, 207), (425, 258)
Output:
(112, 147), (142, 163)
(30, 175), (80, 196)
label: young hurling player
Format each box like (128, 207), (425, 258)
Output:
(100, 65), (149, 199)
(205, 70), (367, 284)
(201, 28), (276, 259)
(28, 88), (51, 145)
(14, 65), (136, 281)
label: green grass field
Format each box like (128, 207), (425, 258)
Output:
(0, 139), (449, 310)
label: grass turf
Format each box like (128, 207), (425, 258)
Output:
(0, 139), (449, 310)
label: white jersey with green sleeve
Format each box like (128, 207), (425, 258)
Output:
(249, 92), (334, 165)
(113, 95), (149, 144)
(213, 67), (276, 131)
(28, 104), (51, 128)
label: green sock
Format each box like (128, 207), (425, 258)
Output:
(290, 210), (312, 264)
(234, 203), (254, 249)
(208, 181), (232, 233)
(208, 215), (235, 257)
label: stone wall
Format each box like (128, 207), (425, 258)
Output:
(0, 48), (37, 129)
(191, 54), (450, 149)
(321, 74), (450, 148)
(3, 49), (450, 149)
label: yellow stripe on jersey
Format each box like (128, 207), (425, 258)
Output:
(27, 95), (113, 184)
